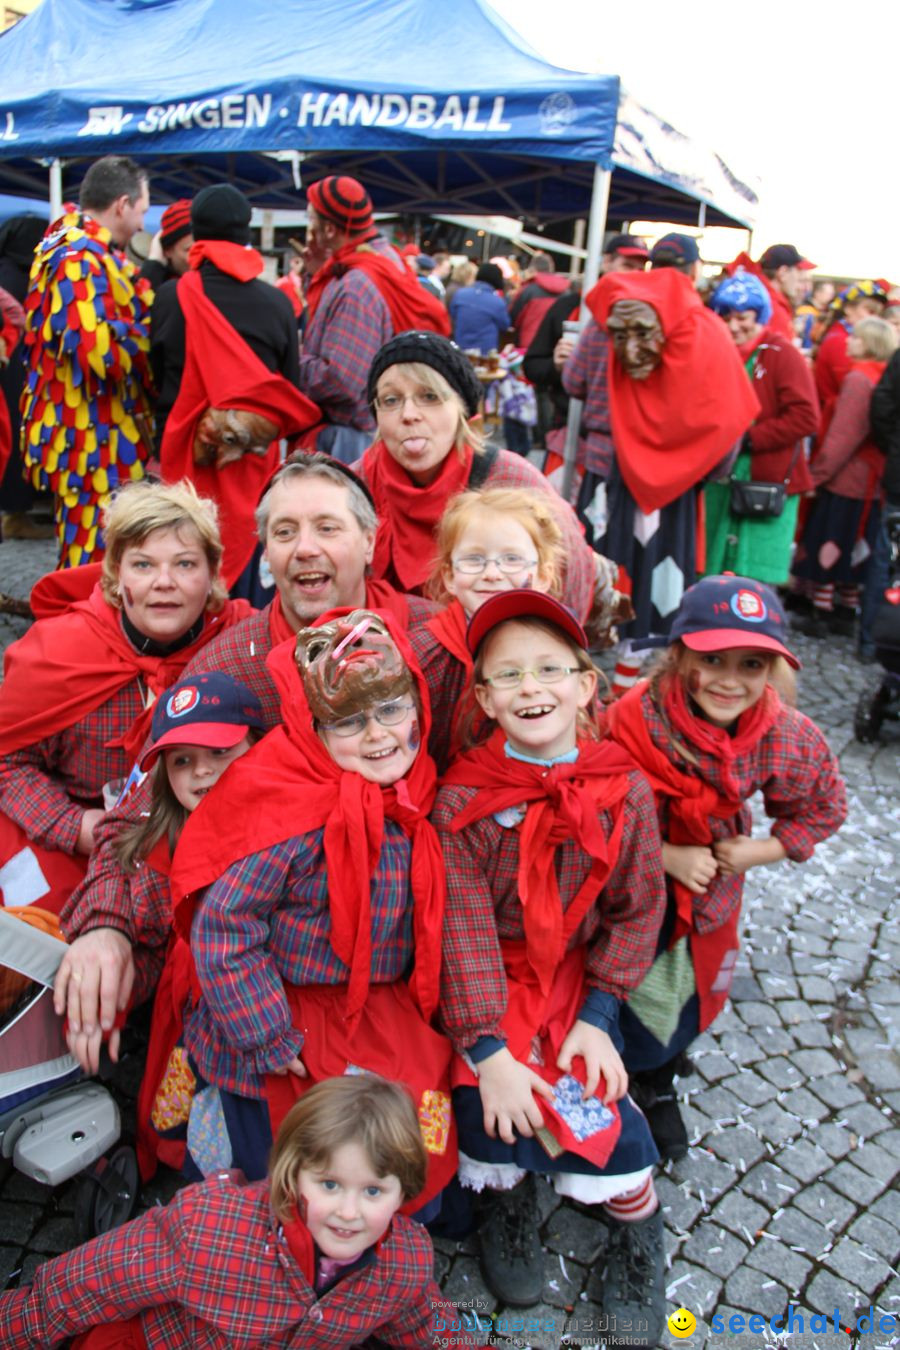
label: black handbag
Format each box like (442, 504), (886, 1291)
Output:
(728, 443), (800, 520)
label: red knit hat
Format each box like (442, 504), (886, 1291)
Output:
(160, 198), (193, 248)
(306, 175), (375, 239)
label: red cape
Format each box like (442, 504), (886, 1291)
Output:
(0, 580), (250, 760)
(362, 438), (474, 593)
(160, 245), (320, 587)
(305, 240), (451, 337)
(442, 731), (633, 996)
(586, 270), (760, 512)
(171, 611), (444, 1023)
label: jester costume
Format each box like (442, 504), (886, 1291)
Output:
(19, 207), (154, 567)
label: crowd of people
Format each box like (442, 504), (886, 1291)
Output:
(2, 151), (893, 1348)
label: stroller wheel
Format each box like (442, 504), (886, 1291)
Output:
(854, 680), (886, 743)
(74, 1143), (139, 1242)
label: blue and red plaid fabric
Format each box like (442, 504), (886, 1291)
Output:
(635, 685), (847, 932)
(63, 855), (171, 1007)
(561, 320), (615, 479)
(408, 627), (469, 775)
(433, 771), (666, 1053)
(0, 683), (144, 853)
(0, 1175), (467, 1348)
(299, 243), (399, 430)
(186, 825), (415, 1097)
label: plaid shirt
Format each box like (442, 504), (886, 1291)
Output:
(561, 320), (615, 478)
(433, 770), (666, 1053)
(0, 1176), (468, 1349)
(64, 595), (434, 947)
(408, 626), (469, 775)
(635, 686), (847, 932)
(299, 238), (402, 430)
(186, 826), (415, 1097)
(63, 856), (171, 1006)
(0, 683), (144, 853)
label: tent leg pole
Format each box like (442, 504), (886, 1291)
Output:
(560, 164), (610, 504)
(49, 159), (63, 218)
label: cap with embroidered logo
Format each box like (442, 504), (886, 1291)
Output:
(140, 672), (265, 772)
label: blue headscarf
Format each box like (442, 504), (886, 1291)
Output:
(710, 269), (773, 325)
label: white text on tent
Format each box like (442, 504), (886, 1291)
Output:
(296, 92), (512, 133)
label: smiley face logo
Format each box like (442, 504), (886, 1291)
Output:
(667, 1308), (697, 1338)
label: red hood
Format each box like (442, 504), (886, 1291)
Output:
(532, 273), (571, 296)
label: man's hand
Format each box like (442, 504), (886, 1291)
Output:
(476, 1046), (553, 1144)
(54, 928), (135, 1073)
(147, 230), (166, 264)
(557, 1020), (628, 1103)
(663, 842), (718, 894)
(713, 835), (787, 876)
(76, 808), (106, 856)
(553, 334), (576, 370)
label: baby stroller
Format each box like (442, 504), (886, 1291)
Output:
(0, 908), (139, 1241)
(855, 507), (900, 742)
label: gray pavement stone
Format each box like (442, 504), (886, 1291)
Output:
(825, 1237), (893, 1296)
(662, 1261), (723, 1317)
(680, 1225), (749, 1278)
(745, 1239), (812, 1293)
(824, 1161), (888, 1206)
(809, 1074), (869, 1110)
(767, 1206), (831, 1254)
(792, 1182), (857, 1230)
(543, 1207), (606, 1262)
(790, 1048), (846, 1078)
(846, 1212), (900, 1264)
(726, 1070), (779, 1108)
(808, 1122), (855, 1160)
(705, 1126), (768, 1172)
(746, 1100), (804, 1147)
(723, 1267), (788, 1318)
(776, 1085), (830, 1124)
(739, 1160), (799, 1208)
(756, 1057), (805, 1090)
(708, 1192), (769, 1244)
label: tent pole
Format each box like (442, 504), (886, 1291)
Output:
(560, 163), (611, 503)
(49, 159), (63, 218)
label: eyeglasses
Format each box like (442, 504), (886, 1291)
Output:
(319, 699), (415, 738)
(452, 552), (538, 575)
(375, 391), (445, 412)
(481, 664), (580, 689)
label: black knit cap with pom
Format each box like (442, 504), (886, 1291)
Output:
(367, 331), (482, 419)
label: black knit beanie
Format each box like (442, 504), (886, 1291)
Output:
(191, 184), (252, 245)
(367, 331), (482, 419)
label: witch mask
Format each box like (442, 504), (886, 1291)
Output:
(295, 611), (415, 723)
(606, 300), (665, 381)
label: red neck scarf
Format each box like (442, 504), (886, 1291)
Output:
(853, 357), (888, 388)
(362, 440), (474, 592)
(186, 238), (264, 281)
(727, 253), (795, 341)
(586, 270), (760, 512)
(737, 327), (769, 367)
(605, 678), (780, 934)
(0, 581), (250, 760)
(171, 613), (444, 1023)
(304, 239), (451, 337)
(442, 731), (633, 995)
(161, 259), (320, 587)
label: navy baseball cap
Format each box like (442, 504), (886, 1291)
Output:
(650, 232), (701, 266)
(759, 244), (816, 272)
(140, 673), (265, 771)
(466, 590), (588, 657)
(638, 575), (800, 668)
(605, 232), (650, 260)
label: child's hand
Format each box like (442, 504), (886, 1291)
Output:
(663, 842), (718, 894)
(713, 835), (787, 876)
(557, 1021), (628, 1103)
(76, 807), (106, 855)
(476, 1046), (553, 1144)
(274, 1054), (308, 1078)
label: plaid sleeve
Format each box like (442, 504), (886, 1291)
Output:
(561, 321), (596, 400)
(0, 740), (84, 852)
(60, 776), (155, 942)
(762, 709), (847, 860)
(433, 785), (510, 1054)
(0, 1187), (186, 1347)
(192, 842), (306, 1073)
(299, 272), (391, 425)
(583, 773), (667, 1001)
(384, 1281), (480, 1348)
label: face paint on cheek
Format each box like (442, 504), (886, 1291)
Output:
(407, 720), (420, 752)
(122, 585), (135, 607)
(297, 1193), (308, 1224)
(686, 668), (702, 695)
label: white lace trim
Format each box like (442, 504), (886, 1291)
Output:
(457, 1152), (527, 1193)
(553, 1164), (654, 1205)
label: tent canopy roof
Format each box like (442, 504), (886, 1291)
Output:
(0, 0), (758, 228)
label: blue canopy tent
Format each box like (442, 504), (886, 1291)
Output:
(0, 0), (756, 236)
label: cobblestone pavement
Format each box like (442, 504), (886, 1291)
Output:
(1, 535), (898, 1349)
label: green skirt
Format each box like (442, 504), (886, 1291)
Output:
(703, 450), (799, 584)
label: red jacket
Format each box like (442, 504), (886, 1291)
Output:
(0, 1176), (473, 1349)
(810, 364), (886, 500)
(744, 329), (819, 492)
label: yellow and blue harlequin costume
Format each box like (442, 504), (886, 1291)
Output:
(19, 207), (155, 567)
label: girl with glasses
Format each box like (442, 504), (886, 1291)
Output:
(432, 589), (667, 1338)
(410, 486), (563, 772)
(169, 610), (457, 1211)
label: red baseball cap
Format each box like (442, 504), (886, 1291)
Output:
(466, 590), (588, 656)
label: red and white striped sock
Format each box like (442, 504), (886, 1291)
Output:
(611, 660), (642, 697)
(812, 584), (834, 612)
(604, 1176), (659, 1223)
(837, 585), (860, 610)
